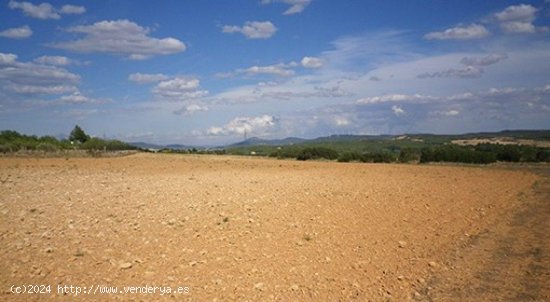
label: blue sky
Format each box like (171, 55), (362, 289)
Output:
(1, 0), (549, 145)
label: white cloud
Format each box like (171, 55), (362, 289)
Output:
(58, 91), (106, 104)
(500, 21), (536, 34)
(262, 0), (312, 15)
(128, 73), (169, 84)
(333, 116), (350, 126)
(282, 0), (311, 15)
(207, 115), (276, 136)
(301, 56), (324, 68)
(59, 92), (90, 104)
(8, 1), (85, 19)
(152, 77), (208, 100)
(52, 20), (186, 59)
(488, 87), (520, 95)
(8, 0), (59, 19)
(391, 105), (405, 116)
(460, 53), (508, 66)
(0, 53), (18, 65)
(417, 65), (483, 79)
(495, 4), (538, 34)
(0, 52), (80, 96)
(34, 55), (72, 66)
(424, 24), (489, 40)
(444, 110), (460, 116)
(59, 4), (85, 14)
(244, 64), (295, 77)
(173, 104), (209, 116)
(222, 62), (297, 78)
(495, 4), (537, 22)
(0, 25), (32, 39)
(356, 94), (435, 104)
(222, 21), (277, 39)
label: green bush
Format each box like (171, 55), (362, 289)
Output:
(0, 144), (15, 153)
(36, 142), (59, 152)
(269, 148), (302, 159)
(296, 147), (339, 161)
(398, 148), (420, 163)
(361, 152), (396, 163)
(420, 145), (496, 164)
(337, 152), (363, 162)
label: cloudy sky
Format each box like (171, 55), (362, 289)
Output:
(1, 0), (549, 145)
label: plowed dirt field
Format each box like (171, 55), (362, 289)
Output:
(1, 154), (548, 301)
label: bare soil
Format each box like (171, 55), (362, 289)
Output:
(0, 154), (548, 301)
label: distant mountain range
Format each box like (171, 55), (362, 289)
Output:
(128, 130), (550, 150)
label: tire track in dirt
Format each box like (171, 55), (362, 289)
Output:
(418, 166), (550, 302)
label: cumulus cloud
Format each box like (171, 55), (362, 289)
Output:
(207, 115), (276, 136)
(34, 55), (72, 66)
(244, 63), (296, 77)
(0, 53), (18, 65)
(417, 65), (484, 79)
(460, 53), (508, 66)
(8, 1), (85, 19)
(59, 4), (85, 14)
(8, 0), (59, 19)
(424, 24), (489, 40)
(59, 91), (90, 104)
(301, 56), (324, 68)
(0, 52), (80, 96)
(356, 94), (435, 104)
(222, 21), (277, 39)
(58, 91), (106, 104)
(261, 0), (312, 15)
(152, 77), (208, 101)
(444, 110), (460, 116)
(173, 104), (209, 116)
(52, 20), (186, 59)
(391, 105), (405, 116)
(495, 4), (537, 22)
(493, 4), (547, 34)
(128, 73), (169, 84)
(222, 62), (297, 78)
(501, 22), (536, 34)
(0, 25), (32, 39)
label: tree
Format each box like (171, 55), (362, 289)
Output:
(69, 125), (89, 143)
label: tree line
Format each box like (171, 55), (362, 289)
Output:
(0, 126), (138, 153)
(268, 144), (549, 164)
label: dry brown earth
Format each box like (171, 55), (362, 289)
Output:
(0, 154), (548, 301)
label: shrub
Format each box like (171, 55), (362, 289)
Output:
(0, 144), (15, 153)
(81, 137), (105, 150)
(338, 152), (363, 162)
(269, 148), (301, 159)
(398, 148), (421, 163)
(361, 152), (396, 163)
(296, 147), (339, 161)
(420, 145), (496, 164)
(36, 142), (59, 152)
